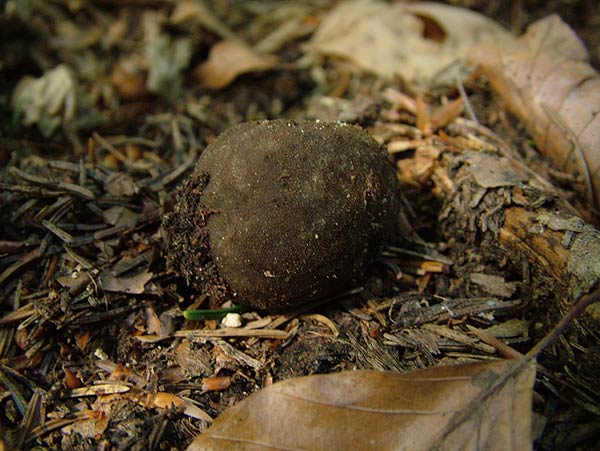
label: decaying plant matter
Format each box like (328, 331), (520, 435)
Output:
(471, 15), (600, 211)
(1, 1), (600, 450)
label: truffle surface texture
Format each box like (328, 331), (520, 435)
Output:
(163, 119), (401, 310)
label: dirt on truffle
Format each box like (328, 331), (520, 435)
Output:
(163, 120), (403, 310)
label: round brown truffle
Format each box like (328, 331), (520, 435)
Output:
(163, 119), (401, 310)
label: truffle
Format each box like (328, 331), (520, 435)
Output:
(163, 119), (401, 310)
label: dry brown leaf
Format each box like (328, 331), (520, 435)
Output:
(470, 15), (600, 208)
(307, 0), (510, 86)
(469, 273), (517, 298)
(194, 40), (279, 90)
(144, 306), (162, 336)
(98, 268), (152, 294)
(187, 360), (535, 451)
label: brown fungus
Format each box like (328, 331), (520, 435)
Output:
(163, 120), (402, 310)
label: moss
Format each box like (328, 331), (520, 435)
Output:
(163, 120), (402, 310)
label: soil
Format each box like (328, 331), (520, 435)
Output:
(0, 1), (599, 450)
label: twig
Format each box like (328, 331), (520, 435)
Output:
(8, 167), (95, 200)
(0, 367), (28, 415)
(26, 412), (93, 445)
(16, 389), (43, 448)
(0, 246), (44, 288)
(432, 288), (600, 448)
(526, 288), (600, 359)
(174, 328), (288, 339)
(93, 132), (131, 166)
(42, 220), (75, 245)
(0, 183), (64, 198)
(455, 75), (478, 124)
(467, 324), (523, 360)
(148, 148), (198, 192)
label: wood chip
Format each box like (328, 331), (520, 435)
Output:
(470, 273), (517, 298)
(387, 139), (429, 153)
(212, 339), (263, 370)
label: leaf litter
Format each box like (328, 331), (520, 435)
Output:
(307, 1), (511, 86)
(470, 14), (600, 210)
(187, 360), (536, 451)
(1, 1), (600, 450)
(194, 40), (279, 90)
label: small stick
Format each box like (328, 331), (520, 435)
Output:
(526, 288), (600, 360)
(432, 288), (600, 447)
(174, 328), (288, 339)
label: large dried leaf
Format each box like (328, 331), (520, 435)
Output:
(307, 0), (510, 86)
(470, 15), (600, 208)
(187, 360), (535, 451)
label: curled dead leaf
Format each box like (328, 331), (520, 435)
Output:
(307, 0), (511, 86)
(187, 360), (535, 451)
(194, 40), (279, 89)
(470, 15), (600, 209)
